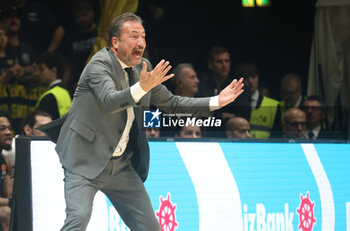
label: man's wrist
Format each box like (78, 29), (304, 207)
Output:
(130, 82), (147, 103)
(209, 95), (220, 111)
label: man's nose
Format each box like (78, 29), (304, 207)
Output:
(136, 37), (145, 46)
(4, 128), (12, 135)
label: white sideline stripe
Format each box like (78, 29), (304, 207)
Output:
(176, 142), (243, 231)
(301, 143), (335, 231)
(346, 202), (350, 231)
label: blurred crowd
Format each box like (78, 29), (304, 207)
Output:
(0, 0), (349, 229)
(154, 45), (349, 141)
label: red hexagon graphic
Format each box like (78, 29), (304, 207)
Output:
(297, 191), (316, 231)
(156, 193), (178, 231)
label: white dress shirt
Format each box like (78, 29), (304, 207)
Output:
(251, 90), (259, 110)
(112, 59), (146, 157)
(294, 95), (302, 107)
(112, 58), (220, 157)
(308, 125), (321, 139)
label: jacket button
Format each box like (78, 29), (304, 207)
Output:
(109, 147), (114, 153)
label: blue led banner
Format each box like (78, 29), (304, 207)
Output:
(30, 141), (350, 230)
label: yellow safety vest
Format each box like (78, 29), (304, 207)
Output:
(279, 100), (287, 123)
(250, 96), (279, 139)
(36, 85), (71, 117)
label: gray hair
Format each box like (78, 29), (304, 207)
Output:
(172, 63), (195, 83)
(108, 12), (143, 46)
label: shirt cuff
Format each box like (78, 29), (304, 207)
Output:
(130, 82), (147, 103)
(209, 95), (220, 111)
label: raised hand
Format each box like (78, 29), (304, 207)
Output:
(139, 60), (174, 92)
(218, 78), (244, 108)
(0, 64), (25, 84)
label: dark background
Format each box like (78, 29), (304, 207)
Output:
(136, 0), (317, 100)
(36, 0), (317, 100)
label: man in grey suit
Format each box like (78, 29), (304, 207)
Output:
(55, 12), (244, 230)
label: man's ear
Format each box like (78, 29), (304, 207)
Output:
(226, 131), (233, 139)
(111, 36), (119, 49)
(23, 124), (32, 136)
(51, 66), (58, 76)
(176, 79), (183, 89)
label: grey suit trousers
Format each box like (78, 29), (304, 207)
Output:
(60, 148), (160, 231)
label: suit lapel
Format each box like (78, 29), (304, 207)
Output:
(133, 66), (141, 83)
(108, 48), (128, 90)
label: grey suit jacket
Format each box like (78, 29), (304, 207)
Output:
(55, 47), (212, 181)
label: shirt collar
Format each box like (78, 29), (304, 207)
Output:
(48, 79), (62, 89)
(308, 125), (321, 138)
(114, 54), (132, 73)
(251, 90), (259, 110)
(118, 59), (130, 70)
(312, 125), (321, 132)
(294, 95), (302, 107)
(251, 90), (259, 101)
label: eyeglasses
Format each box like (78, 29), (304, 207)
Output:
(287, 121), (306, 128)
(237, 129), (250, 134)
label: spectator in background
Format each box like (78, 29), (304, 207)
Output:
(35, 51), (71, 120)
(62, 0), (97, 95)
(198, 46), (251, 121)
(175, 124), (202, 138)
(282, 107), (307, 139)
(145, 127), (160, 138)
(225, 116), (251, 139)
(172, 63), (200, 97)
(1, 6), (35, 66)
(0, 24), (46, 134)
(0, 24), (14, 77)
(302, 95), (333, 140)
(0, 109), (13, 231)
(8, 0), (65, 54)
(3, 110), (52, 183)
(198, 46), (251, 138)
(0, 6), (38, 85)
(235, 62), (281, 139)
(0, 23), (28, 85)
(259, 84), (271, 97)
(22, 110), (52, 136)
(280, 73), (305, 120)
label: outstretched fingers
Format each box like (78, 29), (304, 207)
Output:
(229, 79), (238, 88)
(230, 77), (243, 88)
(161, 63), (172, 76)
(154, 60), (173, 83)
(154, 60), (168, 73)
(233, 78), (244, 92)
(154, 59), (166, 70)
(141, 61), (148, 75)
(161, 73), (175, 83)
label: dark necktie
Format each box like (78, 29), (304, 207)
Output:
(124, 67), (142, 134)
(124, 67), (135, 86)
(308, 131), (315, 139)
